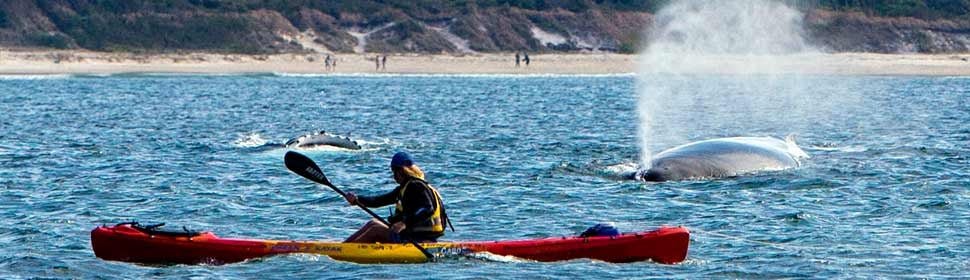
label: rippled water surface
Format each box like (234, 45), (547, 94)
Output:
(0, 74), (967, 278)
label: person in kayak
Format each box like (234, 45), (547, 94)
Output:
(343, 152), (452, 243)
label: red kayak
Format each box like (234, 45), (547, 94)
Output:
(91, 223), (690, 265)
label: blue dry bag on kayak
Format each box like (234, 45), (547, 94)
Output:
(580, 223), (619, 237)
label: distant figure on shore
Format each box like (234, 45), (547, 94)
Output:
(382, 55), (387, 70)
(375, 55), (381, 71)
(524, 52), (530, 66)
(515, 52), (520, 67)
(324, 55), (333, 71)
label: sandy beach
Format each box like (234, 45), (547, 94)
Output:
(0, 50), (968, 76)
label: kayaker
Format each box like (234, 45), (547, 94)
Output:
(343, 152), (451, 243)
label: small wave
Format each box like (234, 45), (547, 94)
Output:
(108, 72), (275, 78)
(915, 199), (951, 209)
(287, 145), (359, 152)
(271, 72), (635, 78)
(677, 258), (710, 266)
(348, 139), (389, 153)
(285, 253), (324, 263)
(272, 72), (333, 78)
(774, 211), (814, 224)
(937, 76), (970, 80)
(837, 146), (868, 152)
(602, 162), (640, 176)
(463, 252), (529, 263)
(74, 73), (114, 78)
(353, 137), (395, 148)
(233, 133), (269, 148)
(558, 161), (639, 181)
(0, 74), (72, 80)
(807, 144), (867, 152)
(0, 143), (14, 153)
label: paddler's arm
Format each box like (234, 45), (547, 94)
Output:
(344, 186), (401, 208)
(400, 182), (436, 227)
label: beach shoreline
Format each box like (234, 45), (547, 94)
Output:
(1, 50), (968, 76)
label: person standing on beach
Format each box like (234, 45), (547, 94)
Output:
(324, 55), (332, 71)
(524, 52), (530, 67)
(515, 52), (520, 67)
(375, 55), (381, 71)
(382, 55), (387, 71)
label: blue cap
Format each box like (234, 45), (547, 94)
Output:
(390, 152), (414, 168)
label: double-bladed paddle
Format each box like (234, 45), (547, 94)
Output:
(283, 151), (435, 261)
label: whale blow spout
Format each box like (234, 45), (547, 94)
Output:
(636, 136), (807, 182)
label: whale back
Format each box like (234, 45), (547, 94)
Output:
(285, 131), (361, 150)
(640, 137), (803, 181)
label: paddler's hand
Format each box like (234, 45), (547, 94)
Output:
(391, 221), (406, 233)
(344, 192), (358, 205)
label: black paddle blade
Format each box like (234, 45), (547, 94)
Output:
(284, 151), (334, 187)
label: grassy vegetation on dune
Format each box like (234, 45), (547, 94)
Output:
(0, 0), (968, 53)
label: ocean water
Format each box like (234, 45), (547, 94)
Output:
(0, 73), (967, 278)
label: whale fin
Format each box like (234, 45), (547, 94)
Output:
(784, 134), (810, 159)
(784, 134), (797, 147)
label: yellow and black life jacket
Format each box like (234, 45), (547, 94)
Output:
(394, 179), (453, 234)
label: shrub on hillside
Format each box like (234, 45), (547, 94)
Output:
(28, 32), (73, 49)
(0, 10), (9, 28)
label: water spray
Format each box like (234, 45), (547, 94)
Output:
(636, 0), (821, 168)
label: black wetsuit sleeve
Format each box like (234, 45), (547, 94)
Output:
(357, 186), (402, 208)
(401, 181), (436, 227)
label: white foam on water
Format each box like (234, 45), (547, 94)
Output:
(289, 145), (359, 152)
(464, 252), (530, 263)
(284, 253), (324, 263)
(232, 133), (268, 148)
(126, 72), (267, 77)
(272, 72), (635, 78)
(75, 73), (113, 78)
(350, 137), (398, 152)
(0, 74), (72, 80)
(807, 144), (868, 153)
(603, 162), (639, 175)
(0, 72), (635, 80)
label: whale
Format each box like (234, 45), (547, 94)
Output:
(285, 131), (361, 150)
(634, 136), (808, 181)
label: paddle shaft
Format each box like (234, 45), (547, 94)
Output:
(318, 176), (434, 260)
(285, 152), (435, 260)
(312, 173), (398, 230)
